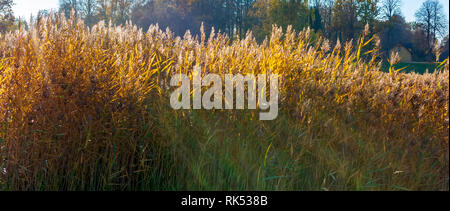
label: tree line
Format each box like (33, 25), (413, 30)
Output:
(1, 0), (449, 61)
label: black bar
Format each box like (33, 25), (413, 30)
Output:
(0, 191), (447, 209)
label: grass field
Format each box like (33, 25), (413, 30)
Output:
(0, 15), (448, 191)
(382, 62), (440, 74)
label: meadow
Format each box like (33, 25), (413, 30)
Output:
(381, 62), (440, 74)
(0, 14), (448, 191)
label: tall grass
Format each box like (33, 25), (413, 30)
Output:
(0, 13), (448, 191)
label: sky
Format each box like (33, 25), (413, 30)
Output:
(402, 0), (449, 22)
(12, 0), (59, 19)
(11, 0), (450, 23)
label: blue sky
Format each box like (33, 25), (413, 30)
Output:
(12, 0), (450, 23)
(402, 0), (449, 22)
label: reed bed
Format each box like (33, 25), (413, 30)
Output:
(0, 13), (448, 190)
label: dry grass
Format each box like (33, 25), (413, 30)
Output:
(0, 13), (448, 190)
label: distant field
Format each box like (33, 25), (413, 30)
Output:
(381, 62), (441, 74)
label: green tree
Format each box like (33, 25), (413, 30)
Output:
(331, 0), (359, 42)
(310, 1), (323, 33)
(248, 0), (311, 41)
(248, 0), (271, 41)
(269, 0), (310, 30)
(357, 0), (379, 26)
(380, 15), (412, 54)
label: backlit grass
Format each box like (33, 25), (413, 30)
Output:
(0, 14), (448, 191)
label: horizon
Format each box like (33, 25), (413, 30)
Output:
(12, 0), (450, 25)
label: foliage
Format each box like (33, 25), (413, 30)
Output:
(52, 0), (450, 63)
(379, 15), (413, 53)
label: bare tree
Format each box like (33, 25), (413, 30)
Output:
(113, 0), (134, 25)
(441, 35), (449, 60)
(60, 0), (80, 17)
(380, 0), (401, 20)
(0, 0), (14, 33)
(94, 0), (134, 25)
(79, 0), (99, 26)
(319, 0), (335, 38)
(415, 0), (448, 51)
